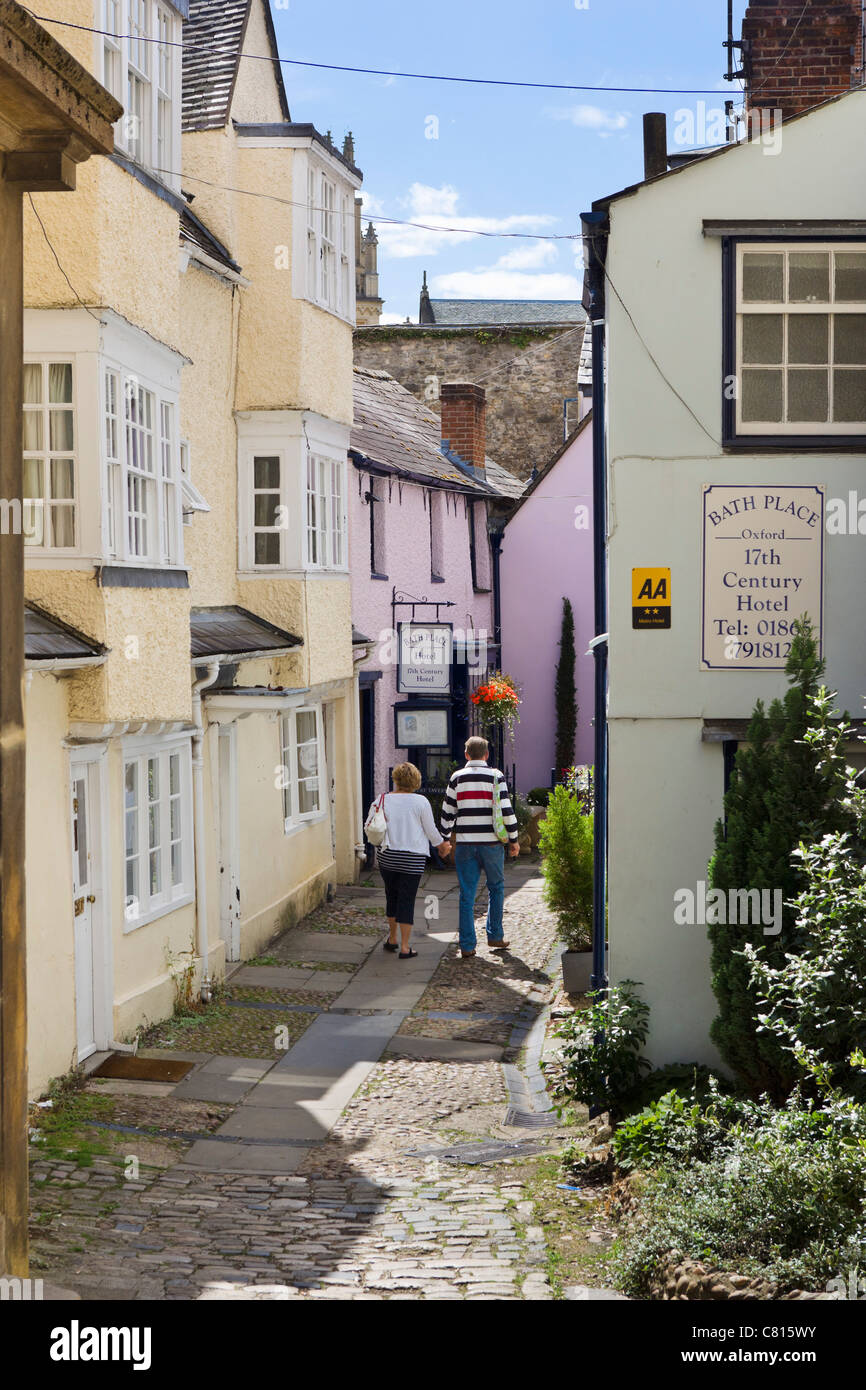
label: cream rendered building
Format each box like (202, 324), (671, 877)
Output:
(595, 91), (866, 1068)
(22, 0), (364, 1095)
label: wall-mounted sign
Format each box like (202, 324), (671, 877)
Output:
(702, 485), (824, 671)
(397, 622), (453, 694)
(394, 703), (451, 749)
(632, 568), (671, 629)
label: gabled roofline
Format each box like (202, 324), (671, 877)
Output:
(224, 1), (291, 130)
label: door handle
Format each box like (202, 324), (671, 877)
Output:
(87, 895), (96, 904)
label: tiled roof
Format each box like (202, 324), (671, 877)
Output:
(428, 300), (586, 327)
(351, 368), (489, 492)
(191, 607), (302, 659)
(351, 368), (519, 499)
(180, 206), (241, 274)
(25, 605), (106, 665)
(182, 0), (290, 133)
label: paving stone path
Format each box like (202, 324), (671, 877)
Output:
(30, 864), (572, 1300)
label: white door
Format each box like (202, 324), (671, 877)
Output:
(71, 767), (97, 1060)
(324, 702), (338, 863)
(218, 725), (241, 961)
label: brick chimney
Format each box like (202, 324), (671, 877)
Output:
(440, 382), (487, 478)
(743, 0), (863, 121)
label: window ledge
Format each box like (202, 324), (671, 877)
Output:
(371, 571), (390, 582)
(723, 435), (866, 452)
(430, 574), (446, 584)
(123, 891), (194, 934)
(472, 586), (493, 595)
(283, 811), (329, 838)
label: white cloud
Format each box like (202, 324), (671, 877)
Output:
(380, 311), (413, 325)
(372, 183), (558, 259)
(430, 269), (583, 299)
(545, 103), (631, 134)
(494, 242), (558, 271)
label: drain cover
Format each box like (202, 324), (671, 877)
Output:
(504, 1108), (560, 1129)
(90, 1055), (194, 1083)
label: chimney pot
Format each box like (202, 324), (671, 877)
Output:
(440, 382), (487, 477)
(643, 112), (668, 179)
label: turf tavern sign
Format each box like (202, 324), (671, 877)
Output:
(702, 485), (824, 671)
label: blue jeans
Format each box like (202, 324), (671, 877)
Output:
(455, 843), (506, 952)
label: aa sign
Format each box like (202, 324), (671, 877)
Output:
(632, 567), (671, 629)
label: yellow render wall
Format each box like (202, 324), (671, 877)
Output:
(180, 260), (240, 607)
(232, 0), (287, 124)
(25, 159), (181, 352)
(25, 674), (77, 1097)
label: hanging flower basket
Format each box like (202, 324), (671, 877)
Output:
(471, 673), (521, 736)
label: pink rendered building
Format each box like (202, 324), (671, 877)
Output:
(500, 412), (595, 794)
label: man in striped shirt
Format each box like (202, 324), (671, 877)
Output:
(440, 736), (520, 959)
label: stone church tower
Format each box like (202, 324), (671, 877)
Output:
(354, 198), (383, 324)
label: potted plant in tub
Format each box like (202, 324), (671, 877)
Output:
(538, 783), (596, 993)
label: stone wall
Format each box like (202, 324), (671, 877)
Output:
(353, 323), (586, 481)
(651, 1255), (831, 1301)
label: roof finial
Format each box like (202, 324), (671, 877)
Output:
(342, 130), (355, 163)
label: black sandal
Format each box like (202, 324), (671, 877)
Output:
(399, 949), (418, 959)
(383, 940), (400, 953)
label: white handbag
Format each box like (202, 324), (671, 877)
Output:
(365, 792), (388, 846)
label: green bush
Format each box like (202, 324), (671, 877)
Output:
(539, 784), (593, 951)
(614, 1095), (866, 1296)
(707, 619), (852, 1101)
(627, 1063), (724, 1112)
(612, 1080), (740, 1173)
(552, 981), (650, 1121)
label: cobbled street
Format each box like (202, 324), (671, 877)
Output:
(27, 863), (609, 1301)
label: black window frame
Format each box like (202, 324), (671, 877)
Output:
(722, 234), (866, 452)
(366, 476), (388, 581)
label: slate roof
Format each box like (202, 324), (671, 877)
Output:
(484, 459), (526, 501)
(191, 607), (302, 660)
(180, 206), (242, 274)
(182, 0), (290, 133)
(426, 300), (586, 327)
(25, 605), (107, 665)
(351, 368), (521, 499)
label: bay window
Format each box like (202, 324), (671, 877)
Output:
(306, 454), (344, 569)
(101, 0), (181, 188)
(105, 366), (182, 566)
(305, 162), (354, 319)
(124, 737), (193, 927)
(279, 706), (324, 831)
(23, 360), (76, 552)
(239, 428), (347, 574)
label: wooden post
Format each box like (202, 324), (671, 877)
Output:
(0, 170), (27, 1277)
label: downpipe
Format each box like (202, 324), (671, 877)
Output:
(192, 661), (220, 1002)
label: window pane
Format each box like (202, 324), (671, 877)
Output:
(296, 711), (317, 747)
(834, 369), (866, 423)
(50, 506), (75, 548)
(23, 364), (42, 404)
(254, 456), (280, 489)
(150, 850), (161, 896)
(125, 808), (138, 857)
(742, 253), (784, 303)
(254, 494), (279, 527)
(171, 841), (182, 886)
(50, 458), (75, 500)
(169, 753), (180, 796)
(742, 314), (783, 364)
(126, 854), (138, 904)
(49, 410), (74, 451)
(741, 369), (783, 422)
(834, 315), (866, 365)
(788, 314), (829, 365)
(787, 369), (829, 423)
(48, 363), (73, 403)
(170, 796), (180, 840)
(254, 532), (281, 565)
(23, 413), (42, 451)
(789, 252), (830, 304)
(148, 757), (159, 803)
(835, 253), (866, 302)
(23, 458), (43, 497)
(125, 761), (138, 807)
(299, 779), (320, 815)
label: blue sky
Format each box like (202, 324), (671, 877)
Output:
(270, 0), (749, 321)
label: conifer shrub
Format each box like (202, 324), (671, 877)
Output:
(539, 784), (593, 950)
(554, 597), (577, 776)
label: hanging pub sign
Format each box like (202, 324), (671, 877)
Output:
(702, 484), (824, 671)
(394, 702), (452, 749)
(397, 622), (453, 694)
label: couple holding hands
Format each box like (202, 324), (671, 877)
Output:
(365, 736), (520, 961)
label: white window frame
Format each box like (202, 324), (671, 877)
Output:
(100, 0), (182, 190)
(22, 357), (78, 555)
(123, 734), (193, 930)
(735, 242), (866, 436)
(103, 363), (183, 567)
(279, 706), (326, 833)
(304, 161), (355, 321)
(305, 453), (345, 570)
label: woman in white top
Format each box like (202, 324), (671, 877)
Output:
(368, 762), (450, 958)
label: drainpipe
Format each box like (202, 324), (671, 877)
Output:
(192, 661), (220, 1000)
(582, 210), (610, 1002)
(352, 641), (375, 866)
(490, 526), (505, 768)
